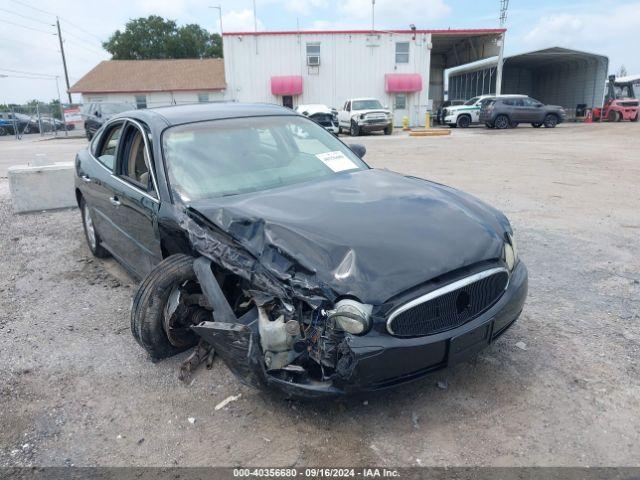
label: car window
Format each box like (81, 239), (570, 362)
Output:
(96, 123), (123, 170)
(352, 100), (383, 110)
(163, 116), (368, 202)
(119, 125), (155, 194)
(464, 97), (479, 106)
(345, 101), (351, 111)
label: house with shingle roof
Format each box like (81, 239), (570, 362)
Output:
(69, 58), (226, 108)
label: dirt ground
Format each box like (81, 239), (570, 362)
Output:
(0, 123), (639, 467)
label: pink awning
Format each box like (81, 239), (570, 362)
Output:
(385, 74), (422, 93)
(271, 76), (303, 96)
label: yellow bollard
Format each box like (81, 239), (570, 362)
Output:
(402, 116), (410, 130)
(425, 112), (431, 128)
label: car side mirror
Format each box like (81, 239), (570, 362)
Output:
(349, 143), (366, 158)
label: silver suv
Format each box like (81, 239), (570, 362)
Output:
(479, 96), (566, 129)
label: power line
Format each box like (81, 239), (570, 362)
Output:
(1, 18), (55, 35)
(9, 0), (56, 18)
(61, 28), (104, 51)
(0, 7), (54, 26)
(0, 68), (58, 77)
(60, 18), (104, 43)
(0, 34), (60, 53)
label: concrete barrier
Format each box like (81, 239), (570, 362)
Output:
(8, 162), (76, 213)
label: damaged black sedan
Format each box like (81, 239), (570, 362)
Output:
(74, 103), (527, 397)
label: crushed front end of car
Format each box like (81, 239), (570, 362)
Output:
(174, 170), (528, 398)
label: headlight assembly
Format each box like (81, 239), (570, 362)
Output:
(328, 299), (373, 335)
(503, 232), (518, 271)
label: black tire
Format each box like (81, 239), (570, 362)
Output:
(0, 126), (7, 136)
(532, 123), (542, 128)
(608, 110), (620, 122)
(338, 126), (343, 134)
(631, 113), (639, 122)
(131, 254), (200, 361)
(494, 114), (510, 129)
(80, 197), (109, 258)
(384, 124), (393, 135)
(543, 114), (558, 128)
(350, 120), (360, 136)
(24, 124), (32, 134)
(456, 115), (471, 128)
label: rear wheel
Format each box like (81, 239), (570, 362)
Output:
(543, 114), (558, 128)
(131, 254), (203, 361)
(456, 115), (471, 128)
(350, 120), (360, 136)
(631, 113), (639, 122)
(494, 115), (510, 129)
(80, 197), (109, 258)
(532, 123), (542, 128)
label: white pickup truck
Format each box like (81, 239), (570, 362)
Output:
(338, 98), (393, 136)
(443, 95), (493, 128)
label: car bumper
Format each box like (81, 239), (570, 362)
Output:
(444, 115), (457, 124)
(265, 260), (528, 397)
(357, 121), (391, 132)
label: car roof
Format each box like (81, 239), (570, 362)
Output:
(495, 94), (528, 98)
(117, 102), (297, 128)
(350, 98), (380, 101)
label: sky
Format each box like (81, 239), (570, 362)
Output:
(1, 0), (639, 104)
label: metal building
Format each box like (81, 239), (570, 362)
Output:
(222, 29), (504, 126)
(448, 47), (609, 116)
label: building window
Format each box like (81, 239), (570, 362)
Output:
(197, 92), (209, 103)
(394, 94), (407, 110)
(135, 95), (147, 109)
(306, 43), (320, 66)
(395, 42), (409, 63)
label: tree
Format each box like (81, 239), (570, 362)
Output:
(103, 16), (222, 60)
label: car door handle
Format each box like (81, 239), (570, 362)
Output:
(109, 196), (121, 206)
(81, 175), (92, 183)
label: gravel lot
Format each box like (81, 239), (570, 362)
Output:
(1, 123), (639, 467)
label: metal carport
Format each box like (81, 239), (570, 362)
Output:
(447, 47), (609, 117)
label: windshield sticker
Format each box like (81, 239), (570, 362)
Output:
(316, 151), (358, 172)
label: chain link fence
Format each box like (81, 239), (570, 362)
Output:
(0, 102), (84, 140)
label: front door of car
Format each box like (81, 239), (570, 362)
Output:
(519, 97), (544, 122)
(108, 121), (163, 278)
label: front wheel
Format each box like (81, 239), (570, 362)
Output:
(80, 197), (109, 258)
(494, 115), (510, 129)
(338, 126), (343, 134)
(631, 113), (639, 122)
(131, 254), (203, 361)
(543, 114), (558, 128)
(532, 123), (542, 128)
(384, 124), (393, 135)
(350, 120), (360, 136)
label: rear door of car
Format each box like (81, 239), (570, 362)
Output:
(81, 120), (126, 252)
(107, 119), (162, 278)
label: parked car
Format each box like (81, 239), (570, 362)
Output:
(0, 118), (12, 136)
(82, 102), (136, 140)
(294, 104), (339, 134)
(443, 95), (499, 128)
(480, 96), (566, 129)
(0, 112), (38, 134)
(338, 98), (393, 136)
(75, 103), (527, 397)
(436, 99), (465, 125)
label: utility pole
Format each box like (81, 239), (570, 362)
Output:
(55, 17), (72, 104)
(495, 0), (508, 95)
(371, 0), (376, 32)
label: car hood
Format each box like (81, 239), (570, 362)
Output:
(351, 109), (390, 117)
(187, 169), (509, 305)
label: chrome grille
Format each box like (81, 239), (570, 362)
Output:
(387, 268), (509, 337)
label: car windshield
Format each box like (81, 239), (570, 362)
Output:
(101, 103), (135, 115)
(464, 97), (480, 106)
(352, 100), (383, 110)
(163, 115), (368, 201)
